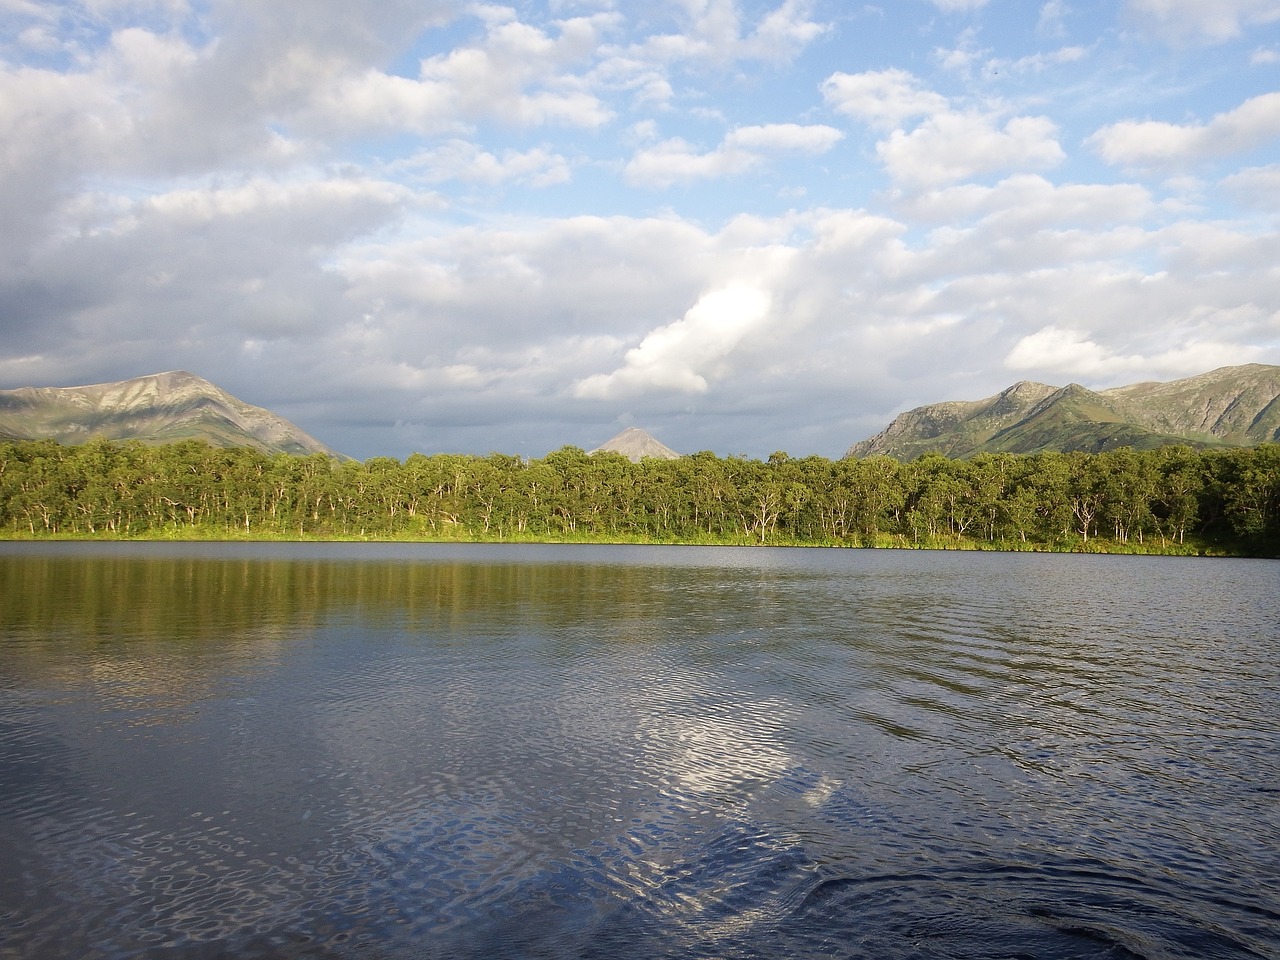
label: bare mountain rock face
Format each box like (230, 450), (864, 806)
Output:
(846, 364), (1280, 459)
(0, 370), (339, 457)
(1103, 364), (1280, 443)
(590, 427), (680, 463)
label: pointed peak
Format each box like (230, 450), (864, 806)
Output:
(590, 427), (680, 462)
(152, 370), (207, 384)
(607, 426), (658, 443)
(1002, 380), (1056, 397)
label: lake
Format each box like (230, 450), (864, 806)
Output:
(1, 542), (1277, 959)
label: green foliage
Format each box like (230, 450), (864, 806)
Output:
(1, 440), (1277, 556)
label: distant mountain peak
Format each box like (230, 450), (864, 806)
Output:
(847, 364), (1280, 459)
(590, 427), (680, 462)
(0, 371), (340, 457)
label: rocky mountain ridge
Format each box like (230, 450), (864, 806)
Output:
(0, 370), (338, 457)
(846, 364), (1280, 459)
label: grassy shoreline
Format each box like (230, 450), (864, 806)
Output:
(0, 527), (1237, 556)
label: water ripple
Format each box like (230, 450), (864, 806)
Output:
(1, 546), (1277, 958)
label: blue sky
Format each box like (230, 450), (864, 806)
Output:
(2, 0), (1279, 459)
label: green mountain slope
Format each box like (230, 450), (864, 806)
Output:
(0, 370), (340, 457)
(847, 364), (1280, 459)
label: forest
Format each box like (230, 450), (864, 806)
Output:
(1, 438), (1277, 556)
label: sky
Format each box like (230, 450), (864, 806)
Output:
(2, 0), (1280, 461)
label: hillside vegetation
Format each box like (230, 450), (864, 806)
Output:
(2, 439), (1277, 556)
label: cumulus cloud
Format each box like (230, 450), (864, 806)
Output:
(821, 68), (950, 129)
(414, 15), (616, 127)
(623, 137), (754, 187)
(1089, 92), (1280, 168)
(299, 13), (617, 135)
(726, 123), (843, 151)
(740, 0), (829, 62)
(1005, 325), (1128, 376)
(623, 0), (827, 66)
(1005, 325), (1268, 381)
(624, 123), (842, 188)
(335, 214), (713, 351)
(1222, 163), (1280, 208)
(878, 112), (1064, 187)
(574, 284), (773, 398)
(822, 69), (1063, 187)
(0, 170), (413, 402)
(134, 177), (411, 231)
(898, 175), (1155, 228)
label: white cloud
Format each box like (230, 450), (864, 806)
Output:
(10, 177), (1277, 457)
(405, 14), (617, 129)
(1, 0), (56, 19)
(878, 113), (1064, 187)
(1222, 163), (1280, 208)
(136, 177), (411, 227)
(741, 0), (829, 62)
(1126, 0), (1280, 44)
(82, 0), (192, 15)
(405, 140), (572, 186)
(933, 26), (987, 74)
(809, 209), (906, 258)
(218, 9), (621, 139)
(899, 175), (1155, 228)
(308, 71), (464, 136)
(1037, 0), (1068, 37)
(627, 119), (660, 143)
(928, 0), (990, 10)
(1006, 324), (1268, 381)
(724, 122), (843, 152)
(336, 214), (714, 351)
(623, 137), (754, 187)
(624, 123), (842, 188)
(575, 283), (773, 398)
(1090, 92), (1280, 167)
(822, 68), (1064, 188)
(821, 68), (950, 129)
(1005, 325), (1128, 376)
(625, 0), (827, 66)
(1001, 45), (1088, 73)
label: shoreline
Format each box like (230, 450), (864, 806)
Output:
(0, 530), (1244, 558)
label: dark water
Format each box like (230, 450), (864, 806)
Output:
(1, 543), (1277, 960)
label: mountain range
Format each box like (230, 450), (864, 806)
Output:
(0, 370), (337, 457)
(2, 364), (1277, 462)
(845, 364), (1280, 459)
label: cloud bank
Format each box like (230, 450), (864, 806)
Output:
(1, 0), (1277, 459)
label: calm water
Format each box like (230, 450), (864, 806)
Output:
(1, 543), (1277, 960)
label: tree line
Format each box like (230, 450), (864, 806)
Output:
(1, 438), (1277, 555)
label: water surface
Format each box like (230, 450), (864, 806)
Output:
(1, 543), (1277, 959)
